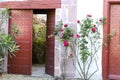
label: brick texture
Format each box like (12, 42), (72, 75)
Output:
(103, 0), (120, 80)
(0, 0), (61, 9)
(8, 10), (33, 75)
(45, 9), (55, 76)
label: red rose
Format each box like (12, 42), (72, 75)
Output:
(64, 24), (68, 27)
(91, 27), (96, 33)
(76, 34), (80, 38)
(77, 20), (80, 23)
(87, 14), (92, 17)
(63, 40), (69, 47)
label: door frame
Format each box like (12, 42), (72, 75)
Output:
(8, 9), (55, 76)
(0, 0), (61, 76)
(102, 1), (120, 80)
(33, 9), (55, 76)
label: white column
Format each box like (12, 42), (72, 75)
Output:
(55, 0), (77, 78)
(0, 8), (8, 72)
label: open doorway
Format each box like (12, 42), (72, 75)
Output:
(7, 9), (55, 76)
(32, 14), (50, 77)
(31, 9), (55, 77)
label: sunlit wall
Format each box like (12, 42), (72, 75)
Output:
(77, 0), (103, 80)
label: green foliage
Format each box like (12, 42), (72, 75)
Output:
(62, 27), (74, 41)
(103, 32), (116, 46)
(0, 8), (20, 59)
(0, 33), (19, 58)
(77, 15), (104, 79)
(49, 21), (76, 44)
(0, 8), (9, 24)
(49, 20), (79, 80)
(78, 16), (103, 62)
(32, 16), (46, 64)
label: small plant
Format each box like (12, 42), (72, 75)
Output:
(32, 15), (46, 64)
(49, 21), (80, 47)
(76, 15), (105, 80)
(49, 15), (106, 80)
(0, 8), (20, 60)
(49, 20), (80, 80)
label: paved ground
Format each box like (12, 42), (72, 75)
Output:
(0, 74), (54, 80)
(0, 74), (81, 80)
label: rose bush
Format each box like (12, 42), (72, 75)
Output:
(49, 15), (105, 80)
(76, 15), (105, 80)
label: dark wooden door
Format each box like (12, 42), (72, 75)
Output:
(45, 9), (55, 76)
(108, 4), (120, 79)
(8, 10), (33, 75)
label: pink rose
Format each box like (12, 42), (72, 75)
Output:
(64, 24), (68, 27)
(63, 40), (69, 47)
(76, 34), (80, 38)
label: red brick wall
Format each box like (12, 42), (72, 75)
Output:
(103, 0), (120, 80)
(8, 10), (33, 74)
(0, 0), (59, 76)
(45, 9), (55, 76)
(0, 0), (61, 9)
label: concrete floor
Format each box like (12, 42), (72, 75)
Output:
(0, 65), (53, 80)
(32, 64), (52, 78)
(1, 74), (54, 80)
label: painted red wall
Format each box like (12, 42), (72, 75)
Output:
(103, 0), (120, 80)
(0, 0), (60, 75)
(8, 10), (33, 74)
(0, 0), (61, 9)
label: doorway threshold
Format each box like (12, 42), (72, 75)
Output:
(31, 64), (52, 78)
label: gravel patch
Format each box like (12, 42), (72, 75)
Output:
(0, 74), (54, 80)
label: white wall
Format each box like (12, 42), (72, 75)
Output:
(55, 0), (77, 77)
(77, 0), (103, 80)
(0, 0), (103, 79)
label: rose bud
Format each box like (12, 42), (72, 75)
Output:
(76, 34), (80, 38)
(91, 27), (96, 33)
(77, 20), (80, 23)
(64, 24), (68, 27)
(87, 14), (92, 17)
(99, 19), (102, 22)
